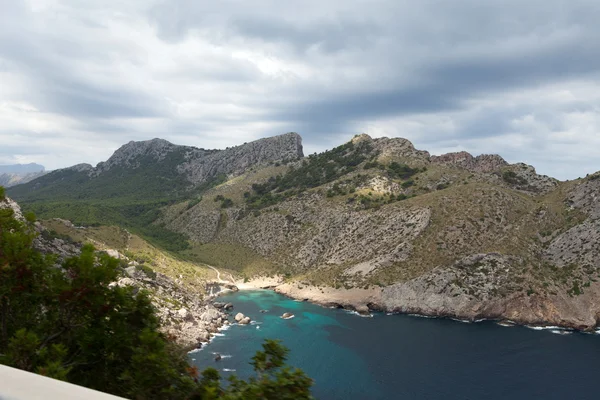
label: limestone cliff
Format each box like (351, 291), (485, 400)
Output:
(7, 133), (600, 330)
(160, 134), (600, 330)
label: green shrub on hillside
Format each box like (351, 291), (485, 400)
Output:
(0, 206), (313, 399)
(246, 141), (375, 209)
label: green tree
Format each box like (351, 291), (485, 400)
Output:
(0, 205), (314, 399)
(196, 340), (313, 400)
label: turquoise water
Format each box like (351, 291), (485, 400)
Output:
(189, 290), (600, 399)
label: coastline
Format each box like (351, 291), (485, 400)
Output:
(222, 276), (600, 333)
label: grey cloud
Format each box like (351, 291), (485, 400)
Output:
(2, 0), (600, 178)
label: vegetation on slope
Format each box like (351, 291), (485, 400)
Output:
(0, 195), (313, 399)
(245, 140), (375, 209)
(6, 151), (229, 252)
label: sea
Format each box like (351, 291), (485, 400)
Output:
(188, 290), (600, 400)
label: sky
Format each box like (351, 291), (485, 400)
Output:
(1, 0), (600, 180)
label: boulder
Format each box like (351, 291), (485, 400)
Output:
(260, 309), (268, 313)
(239, 317), (251, 325)
(200, 308), (221, 322)
(197, 331), (210, 342)
(234, 312), (245, 322)
(224, 303), (234, 310)
(124, 266), (137, 277)
(177, 308), (192, 321)
(281, 312), (294, 319)
(106, 249), (121, 259)
(214, 353), (222, 361)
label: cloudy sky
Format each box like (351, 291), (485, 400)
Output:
(1, 0), (600, 179)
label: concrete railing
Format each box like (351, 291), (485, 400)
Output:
(0, 364), (126, 399)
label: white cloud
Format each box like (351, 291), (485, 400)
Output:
(0, 0), (599, 178)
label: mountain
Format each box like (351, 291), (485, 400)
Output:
(8, 133), (303, 250)
(8, 132), (600, 330)
(0, 163), (46, 187)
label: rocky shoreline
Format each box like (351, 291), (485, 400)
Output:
(232, 277), (600, 333)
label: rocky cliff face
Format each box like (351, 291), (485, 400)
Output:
(179, 132), (304, 185)
(7, 133), (600, 331)
(91, 132), (303, 186)
(431, 151), (508, 173)
(159, 134), (600, 330)
(1, 196), (227, 349)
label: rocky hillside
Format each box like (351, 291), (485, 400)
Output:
(0, 195), (230, 350)
(7, 133), (303, 251)
(6, 132), (600, 330)
(160, 134), (599, 330)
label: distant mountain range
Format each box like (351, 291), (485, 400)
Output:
(7, 132), (600, 331)
(0, 163), (46, 187)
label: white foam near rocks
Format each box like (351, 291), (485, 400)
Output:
(407, 313), (436, 319)
(550, 330), (573, 335)
(344, 310), (373, 318)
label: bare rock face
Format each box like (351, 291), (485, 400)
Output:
(0, 196), (25, 221)
(545, 174), (600, 269)
(545, 220), (600, 268)
(372, 136), (431, 164)
(380, 253), (600, 330)
(117, 268), (226, 349)
(501, 163), (558, 194)
(89, 133), (303, 188)
(431, 151), (508, 173)
(64, 163), (94, 173)
(96, 139), (176, 173)
(17, 133), (303, 198)
(195, 193), (432, 274)
(567, 174), (600, 218)
(179, 132), (304, 185)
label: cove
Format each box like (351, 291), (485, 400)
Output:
(189, 290), (600, 400)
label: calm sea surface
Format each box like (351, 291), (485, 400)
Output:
(189, 290), (600, 400)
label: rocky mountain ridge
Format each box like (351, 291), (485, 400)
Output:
(0, 163), (46, 187)
(6, 132), (600, 330)
(58, 133), (304, 186)
(158, 134), (599, 330)
(0, 196), (229, 349)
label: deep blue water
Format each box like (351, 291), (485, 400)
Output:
(189, 290), (600, 400)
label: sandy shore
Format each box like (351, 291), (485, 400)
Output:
(234, 275), (285, 290)
(273, 283), (382, 314)
(232, 276), (382, 314)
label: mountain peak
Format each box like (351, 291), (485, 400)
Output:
(431, 151), (508, 173)
(96, 138), (177, 172)
(0, 163), (45, 174)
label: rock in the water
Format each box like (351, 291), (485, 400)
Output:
(234, 312), (245, 322)
(260, 309), (268, 313)
(214, 353), (222, 361)
(281, 312), (294, 319)
(239, 316), (251, 325)
(224, 303), (234, 310)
